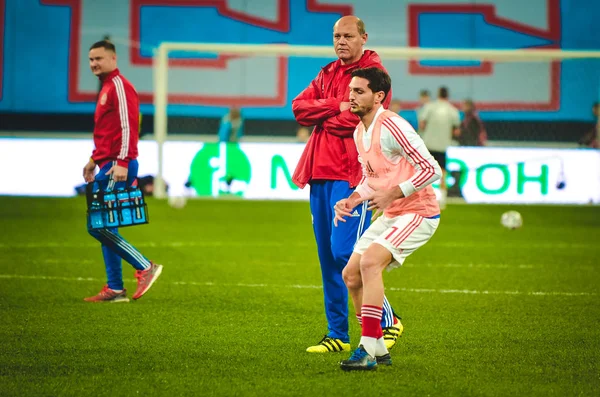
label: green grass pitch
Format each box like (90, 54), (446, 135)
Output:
(0, 197), (599, 396)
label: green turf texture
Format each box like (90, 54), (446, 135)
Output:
(0, 197), (598, 396)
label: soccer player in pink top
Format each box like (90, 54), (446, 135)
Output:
(334, 67), (442, 370)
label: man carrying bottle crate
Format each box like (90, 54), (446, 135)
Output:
(82, 40), (162, 303)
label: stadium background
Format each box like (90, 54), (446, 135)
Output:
(0, 2), (599, 395)
(0, 0), (599, 142)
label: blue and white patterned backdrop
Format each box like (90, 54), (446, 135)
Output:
(0, 0), (598, 121)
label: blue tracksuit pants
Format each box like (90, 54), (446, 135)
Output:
(310, 180), (396, 342)
(87, 160), (151, 290)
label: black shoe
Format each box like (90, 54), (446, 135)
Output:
(376, 353), (392, 366)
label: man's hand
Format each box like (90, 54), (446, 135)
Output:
(106, 164), (128, 182)
(333, 198), (353, 227)
(83, 159), (96, 183)
(333, 195), (362, 227)
(365, 186), (404, 212)
(339, 101), (351, 112)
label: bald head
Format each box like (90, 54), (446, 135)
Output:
(333, 15), (367, 65)
(334, 16), (366, 35)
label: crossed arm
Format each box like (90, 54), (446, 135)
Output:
(292, 72), (392, 138)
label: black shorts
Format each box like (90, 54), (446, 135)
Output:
(430, 151), (447, 170)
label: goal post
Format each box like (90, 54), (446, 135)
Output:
(153, 44), (169, 199)
(152, 43), (600, 199)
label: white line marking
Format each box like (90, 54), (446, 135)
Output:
(0, 241), (594, 249)
(0, 241), (303, 249)
(12, 259), (594, 271)
(0, 274), (595, 297)
(403, 263), (538, 269)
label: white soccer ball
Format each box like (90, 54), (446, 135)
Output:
(501, 210), (523, 229)
(168, 196), (187, 209)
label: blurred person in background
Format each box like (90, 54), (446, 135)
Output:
(83, 40), (163, 302)
(218, 107), (244, 143)
(389, 99), (402, 115)
(292, 15), (402, 355)
(418, 86), (460, 209)
(578, 102), (598, 148)
(296, 126), (311, 143)
(457, 99), (487, 147)
(416, 89), (431, 122)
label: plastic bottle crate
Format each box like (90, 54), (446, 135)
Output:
(87, 186), (149, 230)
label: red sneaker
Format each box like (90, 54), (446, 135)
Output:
(132, 263), (163, 300)
(84, 285), (129, 303)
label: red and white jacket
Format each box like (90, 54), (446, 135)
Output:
(91, 68), (139, 168)
(292, 50), (391, 189)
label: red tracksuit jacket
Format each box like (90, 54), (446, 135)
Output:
(292, 50), (392, 189)
(92, 68), (139, 168)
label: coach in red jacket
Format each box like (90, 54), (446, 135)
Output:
(82, 40), (162, 303)
(292, 16), (402, 353)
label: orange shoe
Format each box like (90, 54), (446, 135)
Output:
(132, 263), (163, 300)
(84, 285), (129, 303)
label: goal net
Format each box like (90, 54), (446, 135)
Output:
(152, 43), (600, 199)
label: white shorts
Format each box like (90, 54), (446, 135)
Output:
(354, 213), (440, 270)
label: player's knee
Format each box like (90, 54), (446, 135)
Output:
(342, 265), (361, 290)
(359, 254), (381, 275)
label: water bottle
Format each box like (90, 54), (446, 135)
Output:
(103, 190), (119, 227)
(89, 192), (104, 229)
(117, 189), (133, 226)
(129, 187), (147, 224)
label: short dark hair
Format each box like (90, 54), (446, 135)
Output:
(439, 86), (449, 99)
(90, 40), (116, 53)
(351, 67), (391, 101)
(420, 89), (430, 97)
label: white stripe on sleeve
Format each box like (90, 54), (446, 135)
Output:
(381, 118), (441, 197)
(112, 76), (130, 161)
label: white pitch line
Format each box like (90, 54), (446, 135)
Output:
(0, 274), (595, 297)
(403, 263), (537, 269)
(0, 241), (302, 249)
(0, 241), (594, 249)
(6, 258), (596, 271)
(12, 258), (544, 269)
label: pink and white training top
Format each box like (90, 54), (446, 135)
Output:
(354, 106), (442, 218)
